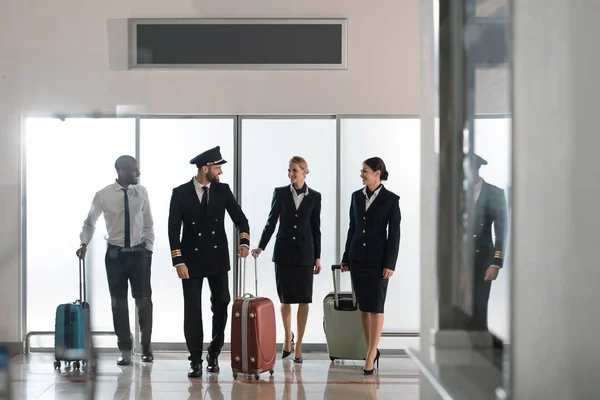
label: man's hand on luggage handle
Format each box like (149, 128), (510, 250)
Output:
(76, 244), (87, 259)
(251, 248), (263, 258)
(238, 246), (249, 258)
(176, 264), (190, 279)
(339, 262), (349, 272)
(314, 259), (322, 275)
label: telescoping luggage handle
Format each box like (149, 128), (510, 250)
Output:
(331, 265), (356, 308)
(239, 256), (259, 299)
(78, 257), (87, 304)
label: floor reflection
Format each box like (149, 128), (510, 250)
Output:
(10, 352), (419, 399)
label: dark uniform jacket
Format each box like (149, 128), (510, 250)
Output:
(168, 179), (250, 277)
(474, 180), (507, 268)
(257, 185), (321, 266)
(342, 186), (401, 270)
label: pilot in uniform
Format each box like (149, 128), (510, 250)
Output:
(167, 146), (250, 377)
(471, 154), (508, 329)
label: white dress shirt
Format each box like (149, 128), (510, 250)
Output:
(362, 185), (383, 211)
(193, 177), (211, 203)
(80, 181), (155, 251)
(290, 184), (309, 209)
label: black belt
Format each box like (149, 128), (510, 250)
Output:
(108, 243), (146, 253)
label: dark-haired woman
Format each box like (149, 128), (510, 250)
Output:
(340, 157), (401, 375)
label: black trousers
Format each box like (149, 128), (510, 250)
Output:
(473, 253), (493, 329)
(105, 246), (153, 351)
(182, 271), (230, 364)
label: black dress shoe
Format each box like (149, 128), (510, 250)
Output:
(206, 353), (220, 373)
(188, 362), (202, 378)
(141, 352), (154, 363)
(117, 351), (131, 366)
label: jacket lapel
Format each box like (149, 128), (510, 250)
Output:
(186, 179), (201, 210)
(475, 181), (487, 216)
(365, 185), (387, 214)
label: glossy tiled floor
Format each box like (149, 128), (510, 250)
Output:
(8, 352), (419, 399)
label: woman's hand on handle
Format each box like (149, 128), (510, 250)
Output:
(382, 268), (394, 279)
(251, 248), (263, 258)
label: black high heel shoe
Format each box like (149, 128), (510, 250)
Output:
(362, 349), (380, 375)
(282, 332), (295, 359)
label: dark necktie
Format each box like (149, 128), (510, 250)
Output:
(122, 188), (131, 248)
(366, 184), (381, 200)
(199, 186), (208, 214)
(294, 185), (306, 196)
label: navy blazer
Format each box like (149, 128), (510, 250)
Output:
(342, 186), (401, 270)
(258, 185), (321, 266)
(168, 179), (250, 277)
(474, 181), (507, 268)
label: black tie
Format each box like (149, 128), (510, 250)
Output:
(199, 186), (208, 214)
(122, 189), (131, 248)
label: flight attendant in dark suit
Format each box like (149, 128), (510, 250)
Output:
(471, 154), (507, 329)
(168, 146), (250, 378)
(251, 156), (322, 364)
(340, 157), (401, 375)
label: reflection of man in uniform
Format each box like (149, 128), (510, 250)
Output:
(168, 146), (250, 378)
(472, 154), (507, 328)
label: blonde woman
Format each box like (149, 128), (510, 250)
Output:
(252, 156), (322, 363)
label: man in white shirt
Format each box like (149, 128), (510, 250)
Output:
(76, 155), (155, 365)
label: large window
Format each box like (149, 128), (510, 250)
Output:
(240, 118), (337, 344)
(25, 117), (136, 348)
(339, 118), (421, 349)
(24, 115), (421, 350)
(138, 117), (236, 343)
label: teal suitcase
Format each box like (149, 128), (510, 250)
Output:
(53, 258), (89, 370)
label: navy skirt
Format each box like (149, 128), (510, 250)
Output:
(349, 263), (389, 313)
(274, 263), (314, 304)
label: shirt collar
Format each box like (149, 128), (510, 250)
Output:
(474, 178), (484, 190)
(114, 180), (128, 191)
(362, 184), (383, 198)
(193, 177), (211, 191)
(290, 184), (309, 196)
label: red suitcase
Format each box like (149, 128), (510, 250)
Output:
(231, 257), (276, 380)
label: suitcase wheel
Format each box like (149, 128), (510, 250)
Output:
(233, 372), (238, 379)
(53, 361), (61, 370)
(330, 356), (337, 362)
(72, 361), (81, 370)
(269, 370), (274, 376)
(254, 373), (260, 380)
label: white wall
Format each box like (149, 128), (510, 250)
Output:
(512, 0), (600, 398)
(0, 0), (420, 342)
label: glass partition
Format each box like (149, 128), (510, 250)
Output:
(25, 117), (136, 348)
